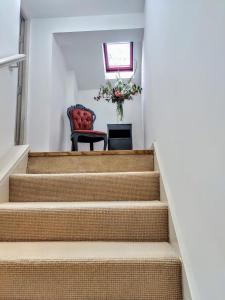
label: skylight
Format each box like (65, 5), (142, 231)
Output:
(103, 42), (133, 73)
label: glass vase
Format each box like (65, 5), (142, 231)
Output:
(116, 101), (124, 123)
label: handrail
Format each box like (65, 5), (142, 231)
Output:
(0, 54), (26, 69)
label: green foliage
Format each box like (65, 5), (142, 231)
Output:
(94, 78), (142, 103)
(94, 75), (142, 121)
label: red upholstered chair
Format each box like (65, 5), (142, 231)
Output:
(67, 104), (107, 151)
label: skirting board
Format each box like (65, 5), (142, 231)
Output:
(153, 142), (192, 300)
(0, 145), (29, 203)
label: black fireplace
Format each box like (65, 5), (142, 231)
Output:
(107, 124), (133, 150)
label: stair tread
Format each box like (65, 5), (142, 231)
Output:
(11, 170), (159, 177)
(27, 151), (154, 174)
(10, 171), (160, 202)
(0, 200), (168, 242)
(29, 150), (154, 157)
(0, 242), (179, 262)
(0, 200), (166, 210)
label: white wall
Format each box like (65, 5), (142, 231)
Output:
(143, 1), (225, 299)
(50, 39), (78, 151)
(55, 30), (143, 91)
(65, 70), (79, 150)
(27, 13), (144, 151)
(77, 90), (144, 151)
(0, 0), (21, 158)
(49, 38), (67, 151)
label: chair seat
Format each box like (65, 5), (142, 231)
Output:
(74, 130), (107, 136)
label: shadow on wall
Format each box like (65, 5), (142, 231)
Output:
(59, 114), (66, 151)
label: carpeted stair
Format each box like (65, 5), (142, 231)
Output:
(0, 201), (168, 242)
(9, 171), (160, 202)
(27, 150), (154, 174)
(0, 150), (182, 299)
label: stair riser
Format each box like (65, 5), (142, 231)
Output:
(0, 261), (182, 300)
(28, 153), (154, 174)
(9, 172), (160, 202)
(0, 207), (168, 242)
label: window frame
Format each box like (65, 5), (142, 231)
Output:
(103, 42), (134, 73)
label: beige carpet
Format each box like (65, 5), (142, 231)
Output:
(0, 201), (168, 242)
(0, 150), (182, 299)
(9, 171), (160, 202)
(0, 242), (182, 300)
(28, 150), (154, 174)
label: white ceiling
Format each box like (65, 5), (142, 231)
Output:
(21, 0), (145, 19)
(55, 29), (144, 90)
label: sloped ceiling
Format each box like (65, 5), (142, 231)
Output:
(21, 0), (145, 19)
(55, 29), (144, 90)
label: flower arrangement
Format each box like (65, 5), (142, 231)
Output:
(94, 76), (142, 121)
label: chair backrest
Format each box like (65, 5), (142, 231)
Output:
(67, 104), (96, 132)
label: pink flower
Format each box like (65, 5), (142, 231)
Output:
(115, 90), (122, 97)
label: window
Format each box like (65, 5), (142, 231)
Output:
(103, 42), (133, 73)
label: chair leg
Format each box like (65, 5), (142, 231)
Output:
(72, 135), (78, 151)
(103, 136), (108, 151)
(71, 138), (76, 151)
(90, 142), (94, 151)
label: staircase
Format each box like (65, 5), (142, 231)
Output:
(0, 150), (182, 299)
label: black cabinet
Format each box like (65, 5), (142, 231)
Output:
(107, 124), (133, 150)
